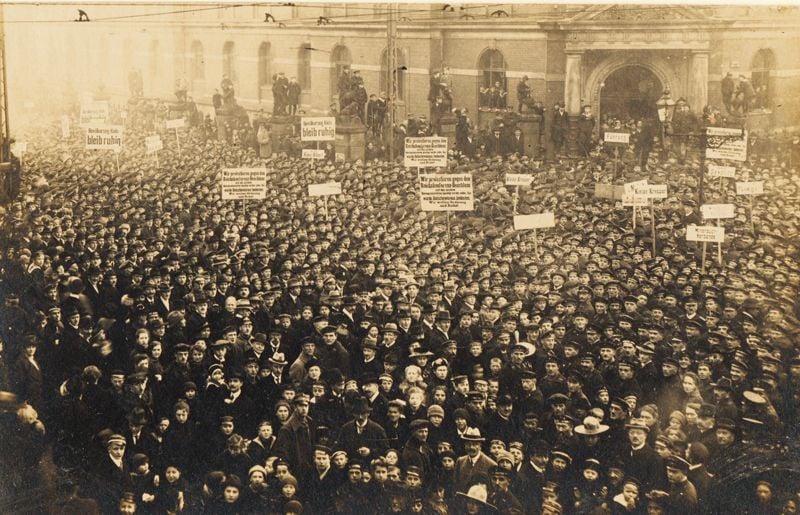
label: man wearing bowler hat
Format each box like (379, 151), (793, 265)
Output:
(336, 396), (388, 461)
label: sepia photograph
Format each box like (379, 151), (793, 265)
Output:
(0, 1), (799, 513)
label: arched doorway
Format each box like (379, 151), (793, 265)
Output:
(330, 45), (352, 100)
(599, 65), (663, 121)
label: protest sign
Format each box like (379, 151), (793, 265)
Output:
(80, 101), (109, 126)
(301, 117), (336, 141)
(706, 127), (747, 161)
(701, 204), (735, 219)
(506, 174), (534, 187)
(594, 183), (624, 200)
(624, 179), (648, 196)
(145, 135), (163, 154)
(736, 181), (764, 195)
(514, 213), (555, 231)
(405, 137), (449, 168)
(85, 125), (123, 150)
(11, 142), (27, 154)
(419, 174), (474, 211)
(308, 182), (342, 197)
(221, 167), (268, 200)
(707, 164), (736, 178)
(166, 118), (185, 129)
(604, 132), (630, 145)
(302, 149), (326, 160)
(633, 184), (668, 199)
(622, 193), (649, 207)
(686, 225), (725, 243)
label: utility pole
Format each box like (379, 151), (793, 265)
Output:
(0, 4), (9, 164)
(386, 3), (397, 161)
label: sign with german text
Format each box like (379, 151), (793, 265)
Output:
(308, 182), (342, 197)
(514, 213), (555, 230)
(85, 125), (123, 150)
(11, 142), (27, 154)
(166, 118), (185, 129)
(221, 167), (268, 200)
(506, 174), (534, 186)
(706, 127), (747, 161)
(686, 225), (725, 243)
(604, 132), (630, 145)
(419, 173), (474, 211)
(622, 193), (649, 207)
(633, 184), (668, 199)
(301, 117), (336, 141)
(624, 179), (648, 196)
(701, 204), (735, 219)
(405, 137), (449, 168)
(302, 149), (326, 160)
(80, 101), (109, 126)
(145, 135), (163, 154)
(707, 164), (736, 178)
(736, 181), (764, 195)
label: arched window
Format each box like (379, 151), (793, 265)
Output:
(751, 49), (775, 110)
(331, 45), (352, 99)
(190, 41), (204, 81)
(380, 48), (406, 102)
(223, 41), (236, 83)
(297, 43), (312, 90)
(258, 42), (272, 101)
(149, 40), (159, 80)
(478, 49), (508, 108)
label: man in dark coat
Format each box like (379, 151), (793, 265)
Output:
(621, 418), (665, 492)
(721, 72), (735, 113)
(401, 419), (435, 482)
(335, 397), (389, 462)
(551, 103), (569, 156)
(89, 434), (132, 514)
(273, 394), (316, 479)
(287, 76), (302, 116)
(576, 105), (595, 157)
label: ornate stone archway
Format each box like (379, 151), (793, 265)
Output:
(584, 53), (681, 126)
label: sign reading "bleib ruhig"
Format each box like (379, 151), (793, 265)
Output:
(301, 117), (336, 142)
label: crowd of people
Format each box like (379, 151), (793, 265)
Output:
(0, 94), (799, 515)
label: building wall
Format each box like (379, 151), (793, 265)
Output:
(4, 4), (800, 132)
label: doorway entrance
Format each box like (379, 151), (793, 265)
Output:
(600, 65), (663, 122)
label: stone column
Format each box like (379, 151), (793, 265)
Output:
(564, 51), (583, 115)
(690, 51), (709, 110)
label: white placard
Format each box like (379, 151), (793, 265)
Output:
(166, 118), (185, 129)
(334, 152), (345, 162)
(11, 142), (27, 154)
(308, 182), (342, 197)
(61, 116), (71, 139)
(633, 184), (668, 199)
(736, 181), (764, 195)
(707, 164), (736, 178)
(706, 127), (747, 161)
(85, 125), (123, 150)
(301, 117), (336, 141)
(604, 132), (630, 145)
(624, 179), (648, 195)
(221, 167), (268, 200)
(514, 213), (555, 230)
(145, 135), (163, 154)
(622, 194), (649, 207)
(80, 101), (109, 126)
(701, 204), (735, 219)
(405, 137), (449, 168)
(686, 225), (725, 243)
(302, 148), (326, 160)
(419, 173), (474, 212)
(506, 174), (534, 186)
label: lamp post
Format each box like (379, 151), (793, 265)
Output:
(656, 89), (676, 160)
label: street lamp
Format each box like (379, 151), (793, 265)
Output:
(656, 89), (676, 159)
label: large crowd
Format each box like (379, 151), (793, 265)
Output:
(0, 95), (799, 515)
